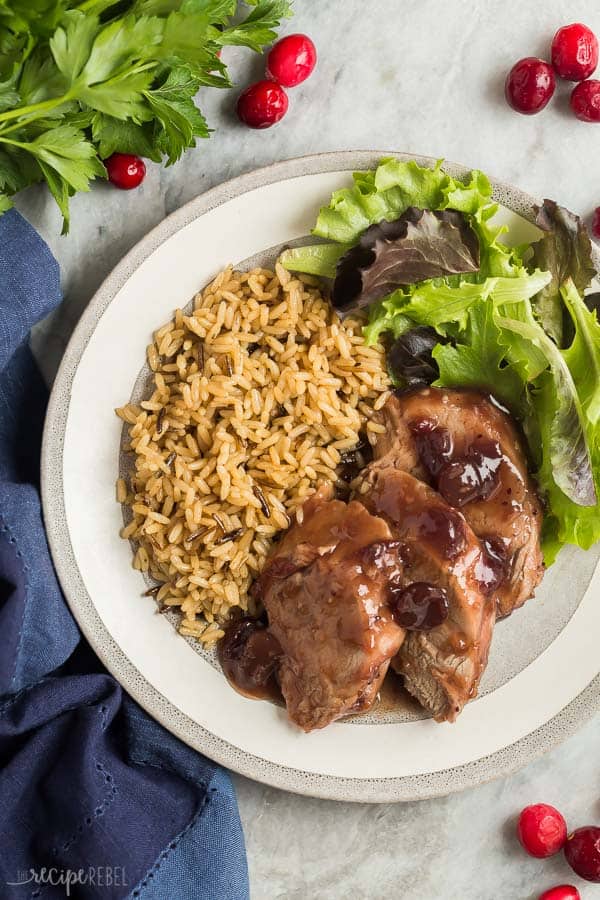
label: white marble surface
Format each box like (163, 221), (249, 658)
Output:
(22, 1), (600, 897)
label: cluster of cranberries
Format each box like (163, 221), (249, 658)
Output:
(506, 22), (600, 121)
(103, 33), (316, 190)
(517, 803), (600, 898)
(236, 33), (317, 128)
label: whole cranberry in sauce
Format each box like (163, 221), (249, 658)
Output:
(592, 207), (600, 239)
(389, 582), (449, 630)
(437, 440), (503, 507)
(505, 58), (556, 114)
(570, 79), (600, 122)
(218, 617), (282, 701)
(410, 420), (454, 478)
(552, 23), (598, 81)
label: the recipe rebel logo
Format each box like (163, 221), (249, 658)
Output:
(6, 865), (128, 896)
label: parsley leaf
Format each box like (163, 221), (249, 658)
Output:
(0, 77), (19, 113)
(18, 50), (67, 106)
(23, 125), (106, 191)
(80, 68), (156, 121)
(218, 0), (292, 51)
(50, 11), (100, 84)
(0, 0), (293, 231)
(0, 0), (70, 41)
(38, 160), (72, 233)
(145, 66), (209, 164)
(92, 113), (161, 162)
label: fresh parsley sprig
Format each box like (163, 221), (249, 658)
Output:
(0, 0), (292, 231)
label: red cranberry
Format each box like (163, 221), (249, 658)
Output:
(105, 153), (146, 190)
(505, 58), (556, 114)
(517, 804), (568, 858)
(592, 207), (600, 239)
(538, 887), (580, 900)
(266, 33), (317, 87)
(564, 826), (600, 882)
(552, 23), (598, 81)
(389, 582), (449, 630)
(236, 80), (289, 128)
(571, 79), (600, 121)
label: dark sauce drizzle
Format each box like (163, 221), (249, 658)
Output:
(217, 617), (283, 702)
(476, 536), (512, 596)
(220, 411), (518, 703)
(389, 582), (450, 630)
(410, 421), (503, 507)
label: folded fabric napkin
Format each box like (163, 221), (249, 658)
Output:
(0, 209), (249, 900)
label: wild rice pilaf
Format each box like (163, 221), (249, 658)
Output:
(116, 263), (390, 644)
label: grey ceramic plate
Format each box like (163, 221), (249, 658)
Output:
(42, 152), (600, 802)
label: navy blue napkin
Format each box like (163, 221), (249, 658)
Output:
(0, 209), (249, 900)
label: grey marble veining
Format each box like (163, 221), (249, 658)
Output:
(234, 718), (600, 900)
(23, 1), (600, 897)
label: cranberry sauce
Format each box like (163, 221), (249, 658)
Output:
(412, 505), (467, 560)
(476, 536), (512, 597)
(218, 617), (282, 702)
(389, 582), (450, 630)
(410, 420), (454, 478)
(357, 539), (405, 584)
(437, 439), (503, 507)
(411, 419), (504, 509)
(357, 540), (405, 576)
(368, 468), (469, 562)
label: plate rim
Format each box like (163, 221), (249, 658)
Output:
(41, 150), (600, 802)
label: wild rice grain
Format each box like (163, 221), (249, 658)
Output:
(116, 265), (389, 644)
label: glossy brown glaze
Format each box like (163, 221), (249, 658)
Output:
(476, 536), (512, 595)
(364, 467), (470, 565)
(218, 388), (541, 728)
(410, 505), (468, 560)
(360, 466), (496, 722)
(389, 582), (450, 630)
(374, 387), (544, 618)
(410, 420), (454, 477)
(218, 617), (282, 702)
(258, 486), (406, 732)
(437, 438), (503, 507)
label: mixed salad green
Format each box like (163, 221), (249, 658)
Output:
(280, 159), (600, 564)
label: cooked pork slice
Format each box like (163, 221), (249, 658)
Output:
(360, 467), (495, 722)
(257, 487), (406, 732)
(373, 387), (544, 618)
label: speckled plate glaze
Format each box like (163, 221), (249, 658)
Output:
(42, 152), (600, 802)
